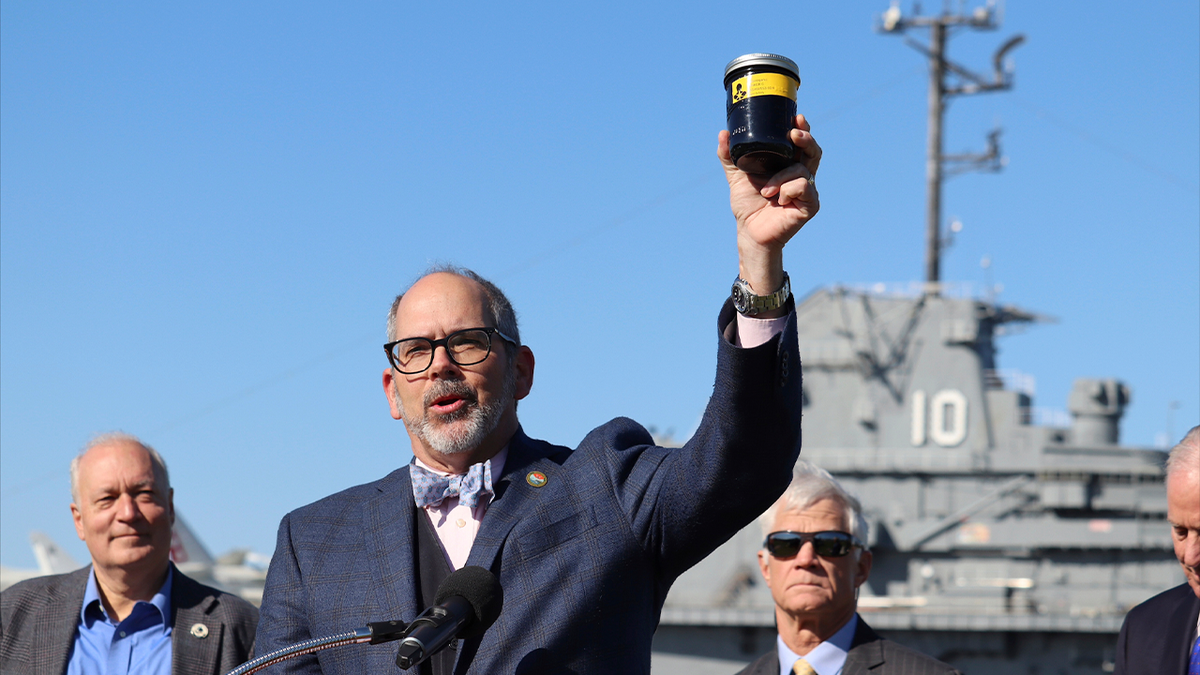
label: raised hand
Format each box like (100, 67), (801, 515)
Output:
(719, 114), (822, 299)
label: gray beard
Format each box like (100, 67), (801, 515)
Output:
(398, 369), (514, 456)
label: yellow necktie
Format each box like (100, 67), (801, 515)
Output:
(793, 658), (816, 675)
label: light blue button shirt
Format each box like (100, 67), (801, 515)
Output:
(67, 566), (174, 675)
(777, 613), (858, 675)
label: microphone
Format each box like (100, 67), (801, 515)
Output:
(395, 565), (504, 670)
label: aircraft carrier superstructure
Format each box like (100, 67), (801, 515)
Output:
(650, 283), (1178, 675)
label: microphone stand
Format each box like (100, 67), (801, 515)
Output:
(224, 621), (409, 675)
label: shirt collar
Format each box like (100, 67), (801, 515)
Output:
(81, 564), (174, 628)
(776, 613), (858, 675)
(413, 444), (509, 480)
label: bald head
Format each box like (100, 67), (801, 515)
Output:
(1166, 425), (1200, 598)
(1165, 425), (1200, 482)
(387, 265), (520, 349)
(70, 433), (170, 504)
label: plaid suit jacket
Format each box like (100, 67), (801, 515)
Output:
(255, 301), (804, 674)
(734, 616), (962, 675)
(0, 563), (258, 675)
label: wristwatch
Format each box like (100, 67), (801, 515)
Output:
(731, 272), (791, 316)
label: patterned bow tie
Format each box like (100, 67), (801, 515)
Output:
(410, 458), (493, 510)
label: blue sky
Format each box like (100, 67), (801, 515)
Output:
(2, 1), (1197, 570)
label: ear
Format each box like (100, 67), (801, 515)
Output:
(513, 346), (535, 401)
(854, 548), (873, 588)
(757, 549), (771, 584)
(168, 488), (175, 525)
(383, 368), (403, 420)
(71, 503), (86, 542)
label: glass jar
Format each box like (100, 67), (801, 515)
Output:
(724, 53), (800, 175)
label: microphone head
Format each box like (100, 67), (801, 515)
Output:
(434, 565), (503, 638)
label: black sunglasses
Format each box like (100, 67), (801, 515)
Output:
(764, 531), (862, 558)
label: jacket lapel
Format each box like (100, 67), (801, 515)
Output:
(364, 467), (422, 623)
(465, 429), (558, 571)
(842, 615), (885, 675)
(42, 567), (90, 675)
(170, 564), (222, 675)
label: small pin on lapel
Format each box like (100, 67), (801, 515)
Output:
(526, 471), (547, 488)
(190, 623), (209, 638)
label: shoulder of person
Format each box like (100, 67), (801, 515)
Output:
(285, 467), (411, 520)
(1127, 582), (1197, 617)
(172, 566), (259, 625)
(875, 637), (961, 674)
(575, 418), (655, 455)
(2, 566), (90, 608)
(731, 649), (776, 675)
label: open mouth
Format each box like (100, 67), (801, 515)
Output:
(426, 387), (479, 417)
(429, 394), (468, 414)
(422, 379), (479, 419)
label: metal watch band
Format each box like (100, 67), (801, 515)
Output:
(731, 272), (791, 316)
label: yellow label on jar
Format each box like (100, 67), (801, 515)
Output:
(729, 73), (798, 104)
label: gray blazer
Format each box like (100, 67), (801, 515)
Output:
(1, 563), (258, 675)
(734, 615), (961, 675)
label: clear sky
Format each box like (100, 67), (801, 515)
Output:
(2, 1), (1197, 570)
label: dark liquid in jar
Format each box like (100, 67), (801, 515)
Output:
(725, 64), (798, 175)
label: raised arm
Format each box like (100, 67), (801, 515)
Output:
(719, 114), (821, 319)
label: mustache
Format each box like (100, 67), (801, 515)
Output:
(423, 379), (478, 409)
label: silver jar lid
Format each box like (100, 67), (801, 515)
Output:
(723, 53), (800, 81)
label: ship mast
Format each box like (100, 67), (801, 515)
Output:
(877, 1), (1024, 293)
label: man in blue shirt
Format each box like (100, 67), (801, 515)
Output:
(1, 433), (259, 675)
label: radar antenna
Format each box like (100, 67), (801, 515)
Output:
(877, 1), (1024, 293)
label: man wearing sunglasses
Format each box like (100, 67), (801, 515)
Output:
(256, 117), (821, 674)
(737, 461), (960, 675)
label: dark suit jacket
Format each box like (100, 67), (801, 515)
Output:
(1115, 582), (1200, 675)
(734, 615), (961, 675)
(0, 563), (259, 675)
(255, 301), (804, 674)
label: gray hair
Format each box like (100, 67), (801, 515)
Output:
(1165, 425), (1200, 481)
(758, 459), (870, 549)
(70, 432), (170, 504)
(385, 265), (521, 359)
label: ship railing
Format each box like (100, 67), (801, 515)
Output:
(983, 368), (1036, 396)
(838, 281), (980, 298)
(803, 447), (989, 472)
(660, 603), (1127, 633)
(1030, 407), (1071, 428)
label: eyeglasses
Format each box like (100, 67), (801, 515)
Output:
(764, 531), (862, 558)
(384, 327), (517, 375)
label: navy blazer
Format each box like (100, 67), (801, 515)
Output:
(734, 615), (961, 675)
(1115, 583), (1200, 675)
(255, 301), (803, 674)
(0, 563), (258, 675)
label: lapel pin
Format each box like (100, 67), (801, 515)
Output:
(526, 471), (547, 488)
(190, 623), (209, 639)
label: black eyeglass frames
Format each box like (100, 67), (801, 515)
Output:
(384, 327), (517, 375)
(763, 530), (863, 558)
